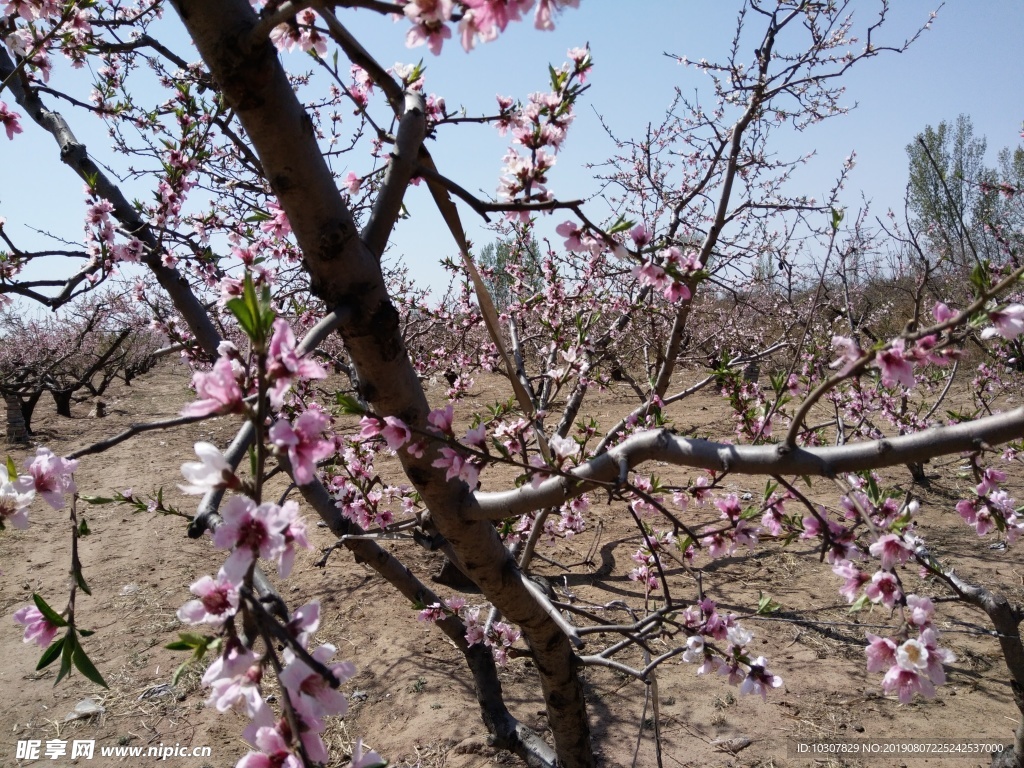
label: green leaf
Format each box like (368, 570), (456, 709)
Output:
(78, 628), (95, 637)
(226, 296), (258, 340)
(55, 631), (75, 685)
(32, 594), (68, 628)
(72, 640), (108, 689)
(756, 591), (782, 615)
(79, 495), (115, 505)
(166, 632), (211, 651)
(6, 455), (16, 482)
(336, 393), (366, 415)
(78, 519), (91, 536)
(606, 215), (636, 235)
(171, 660), (190, 687)
(74, 567), (92, 596)
(830, 206), (845, 231)
(36, 637), (65, 671)
(969, 260), (990, 293)
(849, 593), (870, 613)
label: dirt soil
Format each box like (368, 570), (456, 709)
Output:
(1, 361), (1022, 768)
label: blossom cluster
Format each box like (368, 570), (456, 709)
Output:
(418, 595), (522, 665)
(496, 46), (591, 210)
(630, 244), (703, 304)
(679, 600), (783, 701)
(400, 0), (580, 55)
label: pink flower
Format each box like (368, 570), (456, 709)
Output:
(445, 595), (467, 613)
(548, 433), (578, 462)
(973, 505), (996, 536)
(864, 570), (901, 609)
(910, 334), (951, 367)
(432, 446), (480, 488)
(830, 335), (862, 368)
(404, 0), (455, 27)
(350, 739), (385, 768)
(344, 171), (361, 195)
(631, 261), (669, 290)
(701, 531), (733, 558)
(555, 220), (583, 251)
(266, 319), (327, 407)
(692, 475), (712, 505)
(977, 467), (1006, 496)
(932, 301), (956, 323)
(259, 201), (291, 239)
(286, 601), (321, 647)
(876, 339), (914, 389)
(0, 101), (22, 140)
(0, 477), (34, 529)
(25, 448), (77, 510)
(629, 224), (651, 248)
(381, 417), (412, 450)
(428, 405), (454, 433)
(832, 560), (869, 603)
(407, 22), (452, 54)
(715, 493), (742, 522)
(181, 356), (244, 417)
(800, 514), (822, 538)
(868, 534), (912, 570)
(895, 637), (930, 673)
(404, 1), (454, 56)
(277, 500), (311, 578)
(359, 415), (412, 451)
(180, 441), (237, 495)
(955, 498), (978, 525)
(177, 560), (245, 625)
(269, 410), (335, 486)
(740, 656), (783, 700)
(237, 727), (302, 768)
(13, 605), (60, 647)
(918, 627), (955, 682)
(279, 643), (354, 728)
(203, 643), (263, 715)
(760, 506), (784, 536)
(486, 620), (521, 665)
(418, 602), (446, 622)
(881, 666), (934, 703)
(213, 496), (287, 572)
(865, 633), (897, 673)
(663, 280), (691, 302)
(982, 304), (1024, 341)
(682, 635), (705, 664)
(905, 594), (935, 628)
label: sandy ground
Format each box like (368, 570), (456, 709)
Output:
(1, 361), (1022, 768)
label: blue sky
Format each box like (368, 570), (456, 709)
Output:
(2, 1), (1022, 297)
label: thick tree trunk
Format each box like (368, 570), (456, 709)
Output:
(169, 3), (593, 765)
(51, 389), (73, 417)
(20, 390), (42, 434)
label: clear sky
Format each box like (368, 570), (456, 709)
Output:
(2, 1), (1022, 298)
